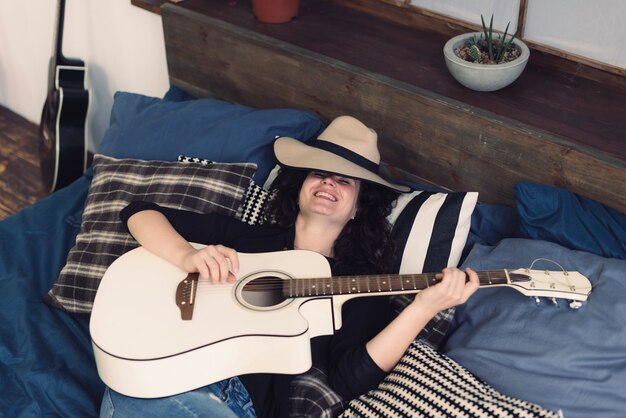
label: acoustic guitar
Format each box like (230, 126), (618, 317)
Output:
(39, 0), (89, 193)
(90, 245), (592, 399)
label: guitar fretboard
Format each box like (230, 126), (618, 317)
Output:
(284, 270), (516, 298)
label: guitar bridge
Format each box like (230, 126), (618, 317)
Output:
(176, 273), (199, 320)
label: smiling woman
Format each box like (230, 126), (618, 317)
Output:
(296, 172), (360, 246)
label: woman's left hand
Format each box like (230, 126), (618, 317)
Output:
(366, 267), (479, 372)
(411, 267), (480, 316)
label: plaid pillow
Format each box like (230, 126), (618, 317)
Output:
(178, 154), (272, 226)
(45, 155), (256, 314)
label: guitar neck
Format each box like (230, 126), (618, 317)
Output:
(50, 0), (82, 68)
(284, 270), (512, 298)
(51, 0), (66, 65)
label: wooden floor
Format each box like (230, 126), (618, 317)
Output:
(0, 105), (47, 220)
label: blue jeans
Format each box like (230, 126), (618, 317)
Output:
(100, 377), (257, 418)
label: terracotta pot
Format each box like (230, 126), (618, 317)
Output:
(252, 0), (299, 24)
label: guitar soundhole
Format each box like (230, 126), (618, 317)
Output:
(238, 273), (290, 310)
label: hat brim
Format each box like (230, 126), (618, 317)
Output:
(274, 137), (410, 192)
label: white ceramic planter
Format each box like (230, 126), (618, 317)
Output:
(443, 32), (530, 92)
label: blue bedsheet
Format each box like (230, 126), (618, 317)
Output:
(0, 173), (104, 417)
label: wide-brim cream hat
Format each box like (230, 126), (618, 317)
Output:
(274, 115), (410, 192)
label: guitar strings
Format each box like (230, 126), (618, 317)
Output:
(190, 270), (517, 294)
(187, 270), (589, 298)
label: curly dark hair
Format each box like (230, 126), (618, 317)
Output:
(265, 168), (399, 273)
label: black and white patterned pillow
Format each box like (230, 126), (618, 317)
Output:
(45, 155), (256, 314)
(341, 341), (561, 418)
(177, 154), (215, 165)
(241, 181), (272, 225)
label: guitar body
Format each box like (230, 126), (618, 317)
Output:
(90, 247), (338, 399)
(39, 1), (89, 193)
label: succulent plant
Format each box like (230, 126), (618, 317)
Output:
(468, 44), (481, 62)
(479, 14), (519, 64)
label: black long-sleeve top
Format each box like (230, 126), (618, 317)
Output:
(120, 201), (391, 418)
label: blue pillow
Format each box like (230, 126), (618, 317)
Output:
(443, 238), (626, 418)
(99, 91), (324, 184)
(515, 182), (626, 260)
(460, 202), (519, 263)
(162, 85), (196, 102)
(470, 202), (518, 245)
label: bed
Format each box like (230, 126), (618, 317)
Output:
(1, 1), (625, 417)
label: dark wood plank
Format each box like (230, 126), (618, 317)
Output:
(161, 1), (626, 213)
(0, 106), (46, 220)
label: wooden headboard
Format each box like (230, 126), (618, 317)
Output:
(160, 0), (626, 213)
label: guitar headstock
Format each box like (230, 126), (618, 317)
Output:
(506, 268), (592, 308)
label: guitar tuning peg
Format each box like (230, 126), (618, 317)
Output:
(534, 296), (541, 305)
(569, 300), (583, 310)
(551, 297), (559, 307)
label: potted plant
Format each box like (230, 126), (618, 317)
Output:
(443, 15), (530, 91)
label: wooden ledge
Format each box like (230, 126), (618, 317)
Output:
(158, 0), (625, 161)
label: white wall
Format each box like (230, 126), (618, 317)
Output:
(410, 0), (521, 33)
(0, 0), (169, 152)
(525, 0), (626, 69)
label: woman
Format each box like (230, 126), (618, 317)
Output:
(100, 115), (479, 418)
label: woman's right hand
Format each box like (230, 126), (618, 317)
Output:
(180, 245), (240, 284)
